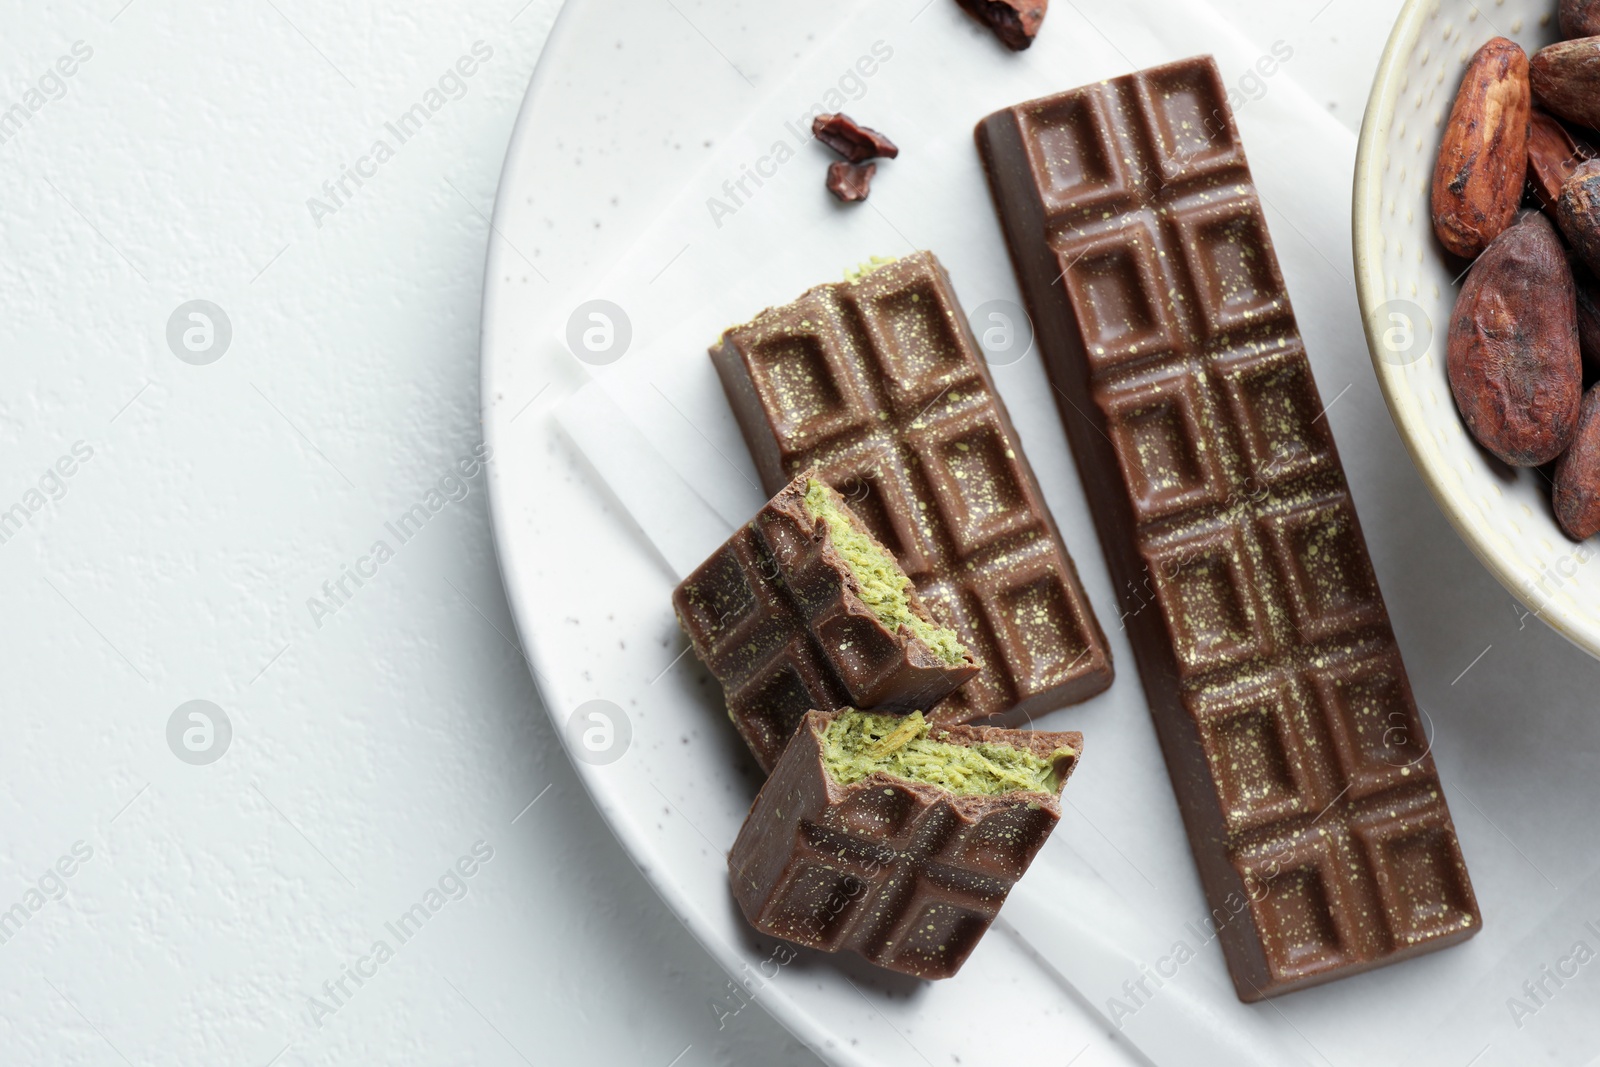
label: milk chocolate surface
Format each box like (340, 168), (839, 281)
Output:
(977, 56), (1480, 999)
(728, 708), (1080, 978)
(712, 251), (1112, 726)
(674, 471), (979, 771)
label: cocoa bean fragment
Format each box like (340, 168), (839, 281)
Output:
(1531, 38), (1600, 130)
(812, 114), (899, 163)
(1432, 37), (1531, 259)
(1447, 211), (1582, 466)
(1554, 385), (1600, 539)
(954, 0), (1047, 51)
(1561, 0), (1600, 40)
(825, 161), (876, 202)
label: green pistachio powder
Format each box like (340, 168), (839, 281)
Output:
(842, 254), (897, 283)
(801, 479), (968, 666)
(821, 709), (1073, 796)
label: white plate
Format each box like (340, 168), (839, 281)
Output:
(477, 9), (1144, 1063)
(1354, 0), (1600, 656)
(484, 2), (1600, 1064)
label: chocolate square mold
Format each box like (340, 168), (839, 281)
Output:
(969, 545), (1099, 702)
(1305, 650), (1434, 801)
(849, 277), (984, 413)
(1143, 522), (1275, 678)
(744, 328), (875, 450)
(909, 402), (1040, 556)
(1215, 342), (1336, 485)
(1350, 794), (1478, 949)
(1234, 830), (1364, 987)
(1257, 498), (1384, 643)
(1172, 193), (1293, 339)
(1058, 215), (1185, 371)
(1132, 59), (1247, 184)
(1016, 86), (1133, 217)
(1186, 678), (1333, 835)
(1098, 367), (1233, 522)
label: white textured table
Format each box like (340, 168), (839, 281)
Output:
(0, 2), (1457, 1065)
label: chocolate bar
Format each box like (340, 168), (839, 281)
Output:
(728, 707), (1080, 978)
(976, 56), (1480, 999)
(674, 470), (980, 771)
(712, 252), (1113, 726)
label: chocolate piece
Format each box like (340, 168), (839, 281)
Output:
(675, 470), (979, 771)
(728, 708), (1080, 978)
(955, 0), (1047, 51)
(712, 252), (1113, 726)
(813, 113), (900, 162)
(977, 56), (1480, 1000)
(826, 160), (876, 203)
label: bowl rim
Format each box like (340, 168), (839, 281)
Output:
(1352, 0), (1599, 659)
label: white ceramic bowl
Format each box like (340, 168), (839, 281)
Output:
(1352, 0), (1600, 654)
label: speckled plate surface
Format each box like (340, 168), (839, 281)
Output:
(1353, 0), (1600, 655)
(479, 3), (1142, 1062)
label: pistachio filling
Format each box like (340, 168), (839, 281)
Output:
(821, 709), (1071, 796)
(843, 255), (898, 283)
(801, 479), (967, 666)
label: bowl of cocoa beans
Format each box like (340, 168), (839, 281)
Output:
(1356, 0), (1600, 653)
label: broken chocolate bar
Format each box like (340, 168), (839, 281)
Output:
(674, 470), (979, 771)
(977, 56), (1480, 1000)
(728, 707), (1080, 978)
(712, 252), (1113, 726)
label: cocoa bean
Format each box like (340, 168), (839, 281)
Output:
(1561, 0), (1600, 40)
(1527, 109), (1593, 214)
(1448, 212), (1582, 465)
(1573, 262), (1600, 375)
(1432, 38), (1532, 258)
(954, 0), (1047, 50)
(1554, 384), (1600, 539)
(1531, 37), (1600, 130)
